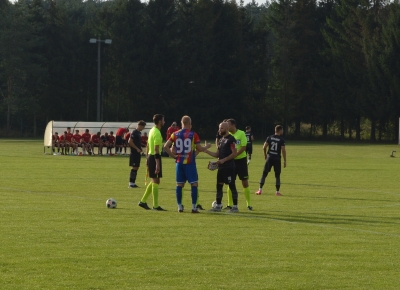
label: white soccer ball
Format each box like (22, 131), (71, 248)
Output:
(211, 201), (222, 209)
(106, 198), (117, 209)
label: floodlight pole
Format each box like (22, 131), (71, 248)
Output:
(90, 38), (112, 121)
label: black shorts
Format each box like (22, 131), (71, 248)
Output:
(246, 144), (253, 155)
(264, 156), (281, 175)
(234, 157), (249, 180)
(116, 136), (123, 146)
(148, 155), (162, 178)
(217, 167), (236, 184)
(129, 151), (141, 167)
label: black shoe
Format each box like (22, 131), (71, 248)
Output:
(129, 184), (139, 188)
(153, 206), (166, 211)
(196, 204), (205, 210)
(247, 206), (253, 211)
(138, 202), (151, 210)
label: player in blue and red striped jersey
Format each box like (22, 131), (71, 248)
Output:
(164, 115), (210, 213)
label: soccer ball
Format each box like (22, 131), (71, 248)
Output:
(211, 201), (222, 209)
(106, 198), (117, 209)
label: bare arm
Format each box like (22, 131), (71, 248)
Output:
(236, 145), (246, 157)
(195, 141), (211, 153)
(204, 148), (219, 158)
(128, 138), (141, 153)
(154, 144), (161, 173)
(163, 139), (176, 158)
(263, 142), (268, 159)
(281, 145), (286, 168)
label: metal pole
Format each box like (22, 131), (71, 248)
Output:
(97, 40), (101, 121)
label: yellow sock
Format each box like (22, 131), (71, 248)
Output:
(152, 183), (159, 208)
(227, 188), (233, 207)
(244, 187), (251, 207)
(141, 182), (152, 203)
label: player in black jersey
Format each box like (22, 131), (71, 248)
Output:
(256, 125), (287, 196)
(128, 121), (146, 188)
(245, 126), (254, 165)
(204, 122), (239, 212)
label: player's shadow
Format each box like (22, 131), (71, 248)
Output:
(244, 211), (400, 226)
(285, 194), (394, 203)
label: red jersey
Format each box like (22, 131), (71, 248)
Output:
(116, 128), (128, 137)
(91, 134), (100, 143)
(166, 126), (180, 139)
(72, 134), (82, 143)
(66, 132), (73, 142)
(125, 132), (131, 141)
(82, 133), (91, 143)
(108, 135), (116, 144)
(141, 135), (148, 146)
(60, 135), (67, 142)
(53, 135), (59, 142)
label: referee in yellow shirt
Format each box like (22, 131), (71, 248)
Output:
(138, 114), (167, 211)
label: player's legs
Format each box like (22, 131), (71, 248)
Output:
(185, 164), (199, 211)
(143, 155), (164, 210)
(116, 136), (122, 154)
(257, 158), (273, 194)
(214, 169), (225, 207)
(246, 145), (253, 164)
(224, 167), (238, 211)
(273, 160), (282, 195)
(129, 152), (141, 187)
(176, 163), (186, 211)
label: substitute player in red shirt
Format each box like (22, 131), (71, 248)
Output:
(81, 129), (92, 155)
(59, 131), (68, 155)
(107, 131), (116, 155)
(91, 132), (103, 155)
(115, 127), (128, 155)
(65, 127), (74, 155)
(72, 130), (82, 155)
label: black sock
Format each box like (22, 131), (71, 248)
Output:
(216, 184), (223, 204)
(130, 169), (138, 183)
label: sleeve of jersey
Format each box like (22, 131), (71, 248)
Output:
(155, 132), (162, 146)
(169, 133), (175, 142)
(240, 132), (247, 147)
(230, 138), (236, 150)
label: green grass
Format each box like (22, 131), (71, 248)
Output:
(1, 140), (400, 289)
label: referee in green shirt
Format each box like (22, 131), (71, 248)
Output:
(226, 119), (252, 211)
(138, 114), (167, 211)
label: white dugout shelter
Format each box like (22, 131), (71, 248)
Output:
(43, 121), (152, 153)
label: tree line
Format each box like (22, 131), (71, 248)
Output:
(0, 0), (399, 141)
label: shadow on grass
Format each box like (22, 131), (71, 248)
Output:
(236, 211), (400, 227)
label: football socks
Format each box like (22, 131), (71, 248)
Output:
(176, 186), (183, 205)
(243, 187), (251, 207)
(152, 183), (159, 208)
(191, 186), (198, 209)
(141, 182), (152, 203)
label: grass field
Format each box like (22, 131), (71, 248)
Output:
(1, 139), (400, 289)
